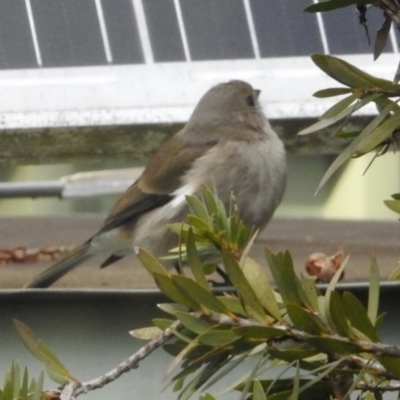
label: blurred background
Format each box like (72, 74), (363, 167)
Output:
(0, 0), (399, 220)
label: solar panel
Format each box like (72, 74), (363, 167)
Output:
(0, 0), (397, 128)
(142, 0), (185, 62)
(250, 0), (324, 57)
(0, 0), (37, 69)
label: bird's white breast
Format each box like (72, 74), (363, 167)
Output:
(132, 125), (286, 258)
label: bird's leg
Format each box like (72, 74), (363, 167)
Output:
(174, 261), (231, 287)
(173, 262), (183, 275)
(208, 265), (232, 287)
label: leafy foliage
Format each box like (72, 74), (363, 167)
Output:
(3, 191), (399, 400)
(298, 54), (400, 194)
(167, 187), (256, 265)
(14, 319), (78, 386)
(297, 52), (400, 212)
(0, 361), (44, 400)
(303, 1), (400, 214)
(131, 191), (395, 400)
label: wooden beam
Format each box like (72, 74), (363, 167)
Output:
(0, 117), (373, 166)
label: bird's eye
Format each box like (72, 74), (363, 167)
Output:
(246, 95), (255, 107)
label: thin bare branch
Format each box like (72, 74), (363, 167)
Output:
(70, 320), (182, 397)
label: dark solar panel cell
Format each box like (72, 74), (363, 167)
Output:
(143, 0), (185, 62)
(101, 0), (144, 64)
(31, 0), (106, 67)
(180, 0), (254, 61)
(323, 6), (392, 54)
(0, 0), (393, 71)
(0, 0), (37, 69)
(250, 0), (323, 57)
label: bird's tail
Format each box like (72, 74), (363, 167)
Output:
(24, 242), (93, 288)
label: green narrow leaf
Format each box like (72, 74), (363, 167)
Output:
(305, 337), (361, 354)
(314, 100), (397, 193)
(298, 92), (371, 136)
(241, 256), (282, 321)
(20, 366), (29, 400)
(291, 361), (300, 400)
(334, 130), (361, 139)
(239, 230), (258, 266)
(13, 319), (77, 385)
(45, 365), (74, 386)
(300, 276), (319, 311)
(268, 348), (319, 363)
(136, 248), (168, 275)
(313, 52), (372, 88)
(374, 16), (391, 61)
(217, 296), (246, 315)
(186, 195), (211, 224)
(342, 292), (380, 342)
(153, 273), (201, 310)
(374, 95), (400, 112)
(152, 318), (175, 330)
(349, 325), (375, 343)
(12, 361), (20, 399)
(175, 311), (215, 334)
(185, 228), (209, 289)
(311, 54), (400, 93)
(130, 326), (163, 340)
(329, 291), (352, 337)
(203, 186), (222, 217)
(202, 351), (250, 392)
(222, 249), (266, 318)
(234, 326), (283, 339)
(198, 329), (239, 346)
(384, 199), (400, 214)
(317, 296), (328, 327)
(265, 249), (302, 308)
(166, 337), (200, 381)
(320, 93), (358, 119)
(14, 361), (21, 399)
(286, 304), (328, 335)
(157, 303), (188, 315)
(313, 87), (352, 98)
(253, 379), (267, 400)
(170, 363), (198, 392)
(187, 215), (211, 233)
(352, 107), (400, 156)
(305, 0), (370, 13)
(172, 275), (230, 314)
(323, 255), (348, 326)
(177, 354), (227, 400)
(368, 257), (380, 325)
(297, 357), (347, 394)
(168, 222), (194, 236)
(378, 356), (400, 379)
(33, 371), (44, 400)
(200, 394), (218, 400)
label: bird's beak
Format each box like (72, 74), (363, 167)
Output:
(254, 89), (261, 98)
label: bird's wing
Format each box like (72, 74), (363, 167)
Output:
(99, 137), (216, 233)
(99, 187), (172, 233)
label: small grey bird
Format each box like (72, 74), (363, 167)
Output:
(25, 80), (286, 288)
